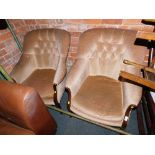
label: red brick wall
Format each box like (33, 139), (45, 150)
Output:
(0, 19), (154, 73)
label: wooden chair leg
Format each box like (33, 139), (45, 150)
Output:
(142, 96), (152, 134)
(145, 91), (155, 134)
(136, 101), (145, 135)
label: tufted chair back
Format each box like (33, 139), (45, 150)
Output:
(11, 29), (70, 106)
(78, 28), (145, 79)
(11, 29), (70, 83)
(23, 29), (68, 69)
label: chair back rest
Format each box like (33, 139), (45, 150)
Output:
(23, 28), (70, 69)
(78, 28), (147, 79)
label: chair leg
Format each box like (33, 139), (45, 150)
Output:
(53, 84), (61, 109)
(136, 101), (145, 135)
(142, 96), (152, 134)
(144, 91), (155, 134)
(122, 105), (135, 129)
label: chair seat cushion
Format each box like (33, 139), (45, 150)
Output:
(71, 76), (124, 126)
(22, 69), (55, 105)
(0, 118), (34, 135)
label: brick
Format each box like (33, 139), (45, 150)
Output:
(119, 25), (142, 31)
(64, 19), (103, 25)
(0, 56), (5, 64)
(141, 25), (154, 32)
(0, 49), (7, 57)
(0, 32), (12, 42)
(54, 19), (63, 24)
(64, 19), (84, 24)
(70, 47), (78, 52)
(78, 24), (88, 32)
(35, 20), (49, 24)
(5, 65), (13, 73)
(102, 19), (122, 24)
(0, 43), (4, 49)
(71, 36), (79, 43)
(25, 20), (36, 25)
(86, 25), (97, 30)
(16, 26), (29, 33)
(82, 19), (102, 24)
(104, 25), (119, 29)
(70, 32), (81, 37)
(0, 29), (8, 35)
(69, 52), (77, 58)
(122, 19), (142, 25)
(10, 20), (26, 28)
(38, 24), (49, 29)
(67, 24), (79, 32)
(130, 25), (143, 31)
(71, 40), (79, 47)
(117, 25), (129, 30)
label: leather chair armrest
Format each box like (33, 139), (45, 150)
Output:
(0, 80), (57, 134)
(66, 59), (89, 98)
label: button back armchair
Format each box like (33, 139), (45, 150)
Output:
(65, 28), (147, 127)
(11, 29), (70, 107)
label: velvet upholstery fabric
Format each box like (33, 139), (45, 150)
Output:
(0, 80), (57, 135)
(66, 28), (147, 127)
(11, 29), (70, 105)
(22, 69), (55, 105)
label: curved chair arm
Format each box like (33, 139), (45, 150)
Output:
(65, 59), (89, 98)
(10, 54), (36, 83)
(53, 56), (67, 85)
(53, 56), (68, 106)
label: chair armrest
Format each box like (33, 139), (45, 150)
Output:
(53, 56), (68, 104)
(53, 56), (67, 85)
(65, 59), (89, 98)
(0, 80), (57, 134)
(120, 71), (155, 90)
(10, 54), (36, 83)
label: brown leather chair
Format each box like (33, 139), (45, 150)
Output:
(65, 28), (147, 127)
(0, 80), (57, 135)
(11, 29), (70, 107)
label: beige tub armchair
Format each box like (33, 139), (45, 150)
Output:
(11, 29), (70, 107)
(65, 28), (147, 127)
